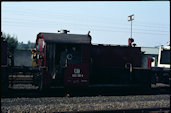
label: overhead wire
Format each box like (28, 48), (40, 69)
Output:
(2, 22), (170, 36)
(2, 8), (170, 37)
(2, 8), (170, 28)
(2, 7), (169, 46)
(2, 18), (170, 35)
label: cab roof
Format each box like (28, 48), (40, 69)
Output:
(36, 32), (91, 44)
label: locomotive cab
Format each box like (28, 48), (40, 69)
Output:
(46, 43), (84, 86)
(35, 31), (91, 88)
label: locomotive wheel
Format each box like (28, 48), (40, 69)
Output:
(38, 73), (46, 92)
(33, 72), (44, 91)
(38, 72), (49, 92)
(38, 74), (43, 91)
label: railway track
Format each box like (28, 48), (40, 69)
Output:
(1, 94), (170, 113)
(78, 108), (170, 113)
(2, 108), (170, 113)
(2, 83), (170, 98)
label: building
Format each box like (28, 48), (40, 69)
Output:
(141, 47), (159, 68)
(13, 50), (32, 66)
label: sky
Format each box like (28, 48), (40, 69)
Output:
(1, 1), (170, 47)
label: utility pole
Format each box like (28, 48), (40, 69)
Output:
(128, 14), (135, 46)
(128, 14), (134, 38)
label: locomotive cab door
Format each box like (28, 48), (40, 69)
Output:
(63, 44), (90, 86)
(46, 43), (90, 87)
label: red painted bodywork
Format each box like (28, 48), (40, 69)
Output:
(36, 34), (46, 67)
(64, 64), (90, 85)
(36, 33), (91, 86)
(36, 33), (143, 87)
(147, 58), (151, 68)
(64, 45), (90, 86)
(91, 45), (142, 67)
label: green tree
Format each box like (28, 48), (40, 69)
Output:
(2, 32), (18, 53)
(2, 32), (18, 66)
(27, 40), (35, 49)
(16, 41), (35, 50)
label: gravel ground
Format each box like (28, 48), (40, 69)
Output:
(1, 94), (170, 113)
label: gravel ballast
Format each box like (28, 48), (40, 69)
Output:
(1, 94), (170, 112)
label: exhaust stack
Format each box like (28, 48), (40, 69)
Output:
(58, 30), (70, 34)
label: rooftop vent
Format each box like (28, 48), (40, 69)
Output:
(58, 29), (70, 34)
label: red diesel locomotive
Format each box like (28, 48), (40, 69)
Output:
(34, 30), (151, 90)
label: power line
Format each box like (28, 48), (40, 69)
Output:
(135, 20), (169, 26)
(2, 18), (169, 32)
(134, 23), (170, 28)
(1, 23), (170, 35)
(2, 22), (170, 36)
(2, 8), (170, 28)
(2, 19), (170, 34)
(2, 16), (169, 31)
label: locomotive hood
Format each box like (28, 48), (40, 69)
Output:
(36, 32), (91, 44)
